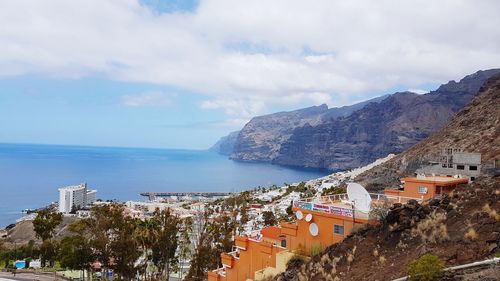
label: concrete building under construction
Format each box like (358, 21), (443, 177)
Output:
(417, 148), (481, 181)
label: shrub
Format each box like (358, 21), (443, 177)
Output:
(482, 204), (500, 221)
(310, 244), (322, 256)
(286, 255), (305, 271)
(407, 254), (444, 281)
(411, 211), (448, 243)
(321, 185), (346, 196)
(369, 200), (391, 221)
(465, 228), (478, 241)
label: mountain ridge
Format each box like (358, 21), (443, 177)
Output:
(212, 69), (500, 171)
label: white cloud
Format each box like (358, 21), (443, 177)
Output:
(407, 89), (429, 95)
(1, 0), (500, 121)
(121, 92), (175, 107)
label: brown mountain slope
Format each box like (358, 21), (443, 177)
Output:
(355, 74), (500, 191)
(276, 176), (500, 281)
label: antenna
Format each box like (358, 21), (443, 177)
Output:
(305, 214), (313, 222)
(295, 210), (303, 220)
(347, 183), (372, 213)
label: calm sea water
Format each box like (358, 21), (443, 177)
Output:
(0, 143), (328, 227)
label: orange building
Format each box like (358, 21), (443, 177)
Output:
(385, 176), (468, 200)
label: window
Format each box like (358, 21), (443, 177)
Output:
(418, 186), (428, 194)
(469, 165), (478, 171)
(334, 225), (344, 235)
(281, 239), (286, 248)
(457, 165), (465, 170)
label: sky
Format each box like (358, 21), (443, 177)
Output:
(0, 0), (499, 149)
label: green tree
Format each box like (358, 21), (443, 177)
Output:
(151, 208), (181, 280)
(186, 212), (235, 281)
(58, 235), (93, 280)
(134, 217), (159, 280)
(262, 211), (277, 226)
(78, 204), (142, 281)
(407, 254), (444, 281)
(178, 217), (193, 280)
(32, 209), (63, 242)
(40, 240), (58, 267)
(32, 209), (62, 267)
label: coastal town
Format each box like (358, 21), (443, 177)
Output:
(2, 148), (498, 281)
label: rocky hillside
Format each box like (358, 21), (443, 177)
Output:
(274, 69), (500, 171)
(355, 73), (500, 191)
(276, 176), (500, 281)
(219, 95), (388, 161)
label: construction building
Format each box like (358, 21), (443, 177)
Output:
(417, 149), (481, 180)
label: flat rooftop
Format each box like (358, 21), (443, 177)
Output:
(402, 176), (469, 184)
(59, 184), (86, 191)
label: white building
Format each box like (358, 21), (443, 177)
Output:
(58, 183), (97, 214)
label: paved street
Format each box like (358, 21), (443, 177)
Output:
(0, 272), (65, 281)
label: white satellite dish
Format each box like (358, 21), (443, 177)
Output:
(309, 223), (319, 236)
(347, 183), (372, 213)
(296, 210), (303, 220)
(305, 214), (313, 222)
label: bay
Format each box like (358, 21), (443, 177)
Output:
(0, 143), (328, 227)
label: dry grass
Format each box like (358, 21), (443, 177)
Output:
(411, 210), (449, 243)
(465, 228), (479, 241)
(482, 203), (500, 221)
(379, 255), (387, 265)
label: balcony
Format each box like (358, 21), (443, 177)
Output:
(293, 193), (422, 220)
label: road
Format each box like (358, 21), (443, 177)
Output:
(0, 272), (66, 281)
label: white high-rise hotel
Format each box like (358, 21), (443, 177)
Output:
(58, 183), (97, 214)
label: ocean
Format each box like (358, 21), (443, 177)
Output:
(0, 143), (328, 227)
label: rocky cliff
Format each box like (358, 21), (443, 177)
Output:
(225, 95), (388, 162)
(355, 72), (500, 190)
(273, 69), (500, 170)
(209, 130), (240, 155)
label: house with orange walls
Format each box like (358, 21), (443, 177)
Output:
(385, 176), (468, 200)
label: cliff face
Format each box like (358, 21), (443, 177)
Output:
(273, 69), (500, 170)
(209, 130), (240, 155)
(355, 73), (500, 190)
(230, 104), (329, 162)
(228, 95), (388, 162)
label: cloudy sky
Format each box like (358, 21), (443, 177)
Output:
(1, 0), (499, 149)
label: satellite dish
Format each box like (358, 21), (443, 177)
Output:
(296, 210), (303, 220)
(347, 183), (372, 213)
(309, 223), (319, 236)
(305, 214), (313, 222)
